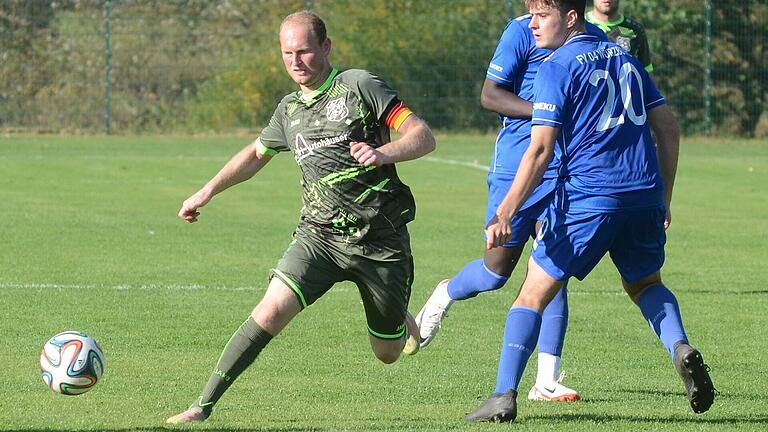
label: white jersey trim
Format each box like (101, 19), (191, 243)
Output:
(532, 118), (562, 126)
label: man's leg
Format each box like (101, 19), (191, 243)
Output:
(466, 257), (563, 423)
(416, 173), (536, 347)
(535, 285), (567, 380)
(450, 245), (523, 299)
(624, 272), (688, 356)
(166, 277), (302, 424)
(416, 246), (522, 347)
(528, 283), (580, 402)
(349, 226), (421, 361)
(624, 272), (715, 414)
(369, 311), (420, 363)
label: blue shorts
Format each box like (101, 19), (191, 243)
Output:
(531, 205), (666, 282)
(485, 175), (557, 248)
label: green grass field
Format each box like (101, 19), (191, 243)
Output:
(1, 134), (766, 431)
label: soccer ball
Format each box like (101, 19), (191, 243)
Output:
(40, 331), (105, 395)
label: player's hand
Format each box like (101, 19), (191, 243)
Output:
(350, 141), (390, 167)
(178, 189), (212, 223)
(664, 208), (672, 230)
(485, 214), (512, 249)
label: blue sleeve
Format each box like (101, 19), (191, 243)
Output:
(486, 19), (531, 86)
(531, 60), (570, 128)
(641, 66), (665, 110)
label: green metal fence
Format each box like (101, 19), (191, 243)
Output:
(1, 0), (766, 136)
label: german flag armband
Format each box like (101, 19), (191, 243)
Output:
(384, 101), (413, 132)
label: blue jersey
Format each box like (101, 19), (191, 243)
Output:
(531, 34), (666, 211)
(485, 16), (607, 178)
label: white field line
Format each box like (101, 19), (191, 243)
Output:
(0, 282), (256, 291)
(422, 156), (488, 172)
(0, 282), (359, 293)
(0, 155), (230, 161)
(0, 281), (623, 296)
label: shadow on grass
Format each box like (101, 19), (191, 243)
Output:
(10, 416), (768, 431)
(574, 388), (694, 403)
(617, 387), (764, 402)
(3, 424), (467, 432)
(525, 412), (768, 426)
(686, 289), (768, 295)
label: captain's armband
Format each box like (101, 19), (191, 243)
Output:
(384, 101), (413, 132)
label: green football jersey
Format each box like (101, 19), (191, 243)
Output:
(256, 68), (416, 243)
(586, 12), (653, 73)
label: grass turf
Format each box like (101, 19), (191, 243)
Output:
(0, 134), (766, 431)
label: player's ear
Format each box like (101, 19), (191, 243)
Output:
(566, 9), (579, 29)
(322, 37), (331, 56)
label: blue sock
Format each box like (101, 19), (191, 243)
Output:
(637, 284), (688, 357)
(447, 259), (509, 300)
(537, 284), (568, 356)
(494, 306), (542, 393)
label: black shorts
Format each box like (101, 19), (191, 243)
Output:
(272, 225), (413, 339)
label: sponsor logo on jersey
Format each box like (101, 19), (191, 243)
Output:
(294, 132), (349, 162)
(489, 63), (504, 72)
(533, 102), (557, 112)
(326, 97), (349, 122)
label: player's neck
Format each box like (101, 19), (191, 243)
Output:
(564, 25), (586, 43)
(591, 8), (620, 23)
(299, 65), (335, 94)
(552, 27), (585, 50)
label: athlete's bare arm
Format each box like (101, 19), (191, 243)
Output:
(178, 141), (273, 223)
(480, 78), (533, 118)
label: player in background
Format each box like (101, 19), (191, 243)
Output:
(465, 0), (714, 422)
(415, 13), (607, 403)
(587, 0), (653, 72)
(166, 11), (435, 424)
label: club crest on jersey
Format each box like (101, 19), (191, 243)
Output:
(616, 36), (631, 52)
(326, 97), (348, 122)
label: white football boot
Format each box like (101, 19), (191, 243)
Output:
(527, 371), (581, 402)
(415, 279), (454, 348)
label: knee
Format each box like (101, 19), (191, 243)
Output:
(250, 303), (291, 336)
(373, 347), (400, 364)
(474, 265), (509, 294)
(624, 275), (664, 304)
(483, 275), (508, 292)
(514, 292), (547, 311)
(370, 338), (403, 364)
(251, 304), (277, 324)
(514, 283), (563, 312)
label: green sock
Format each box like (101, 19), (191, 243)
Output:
(195, 317), (273, 413)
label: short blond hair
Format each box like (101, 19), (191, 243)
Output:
(280, 11), (327, 44)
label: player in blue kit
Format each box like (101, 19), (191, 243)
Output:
(464, 0), (715, 423)
(416, 13), (606, 403)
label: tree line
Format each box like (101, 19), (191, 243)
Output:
(1, 0), (765, 136)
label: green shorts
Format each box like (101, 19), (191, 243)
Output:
(272, 225), (413, 340)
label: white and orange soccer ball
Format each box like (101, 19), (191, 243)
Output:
(40, 331), (105, 395)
